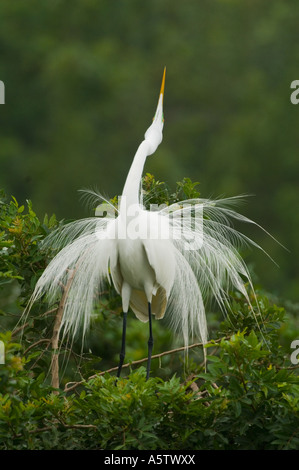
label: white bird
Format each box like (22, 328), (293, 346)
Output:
(27, 68), (269, 380)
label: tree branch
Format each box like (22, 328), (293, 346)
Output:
(12, 308), (58, 337)
(24, 338), (51, 355)
(64, 337), (227, 393)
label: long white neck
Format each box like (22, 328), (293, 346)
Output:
(119, 87), (165, 216)
(120, 140), (150, 213)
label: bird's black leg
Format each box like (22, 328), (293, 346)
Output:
(146, 302), (153, 381)
(116, 311), (127, 379)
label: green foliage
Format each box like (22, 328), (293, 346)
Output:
(142, 173), (200, 208)
(1, 1), (298, 301)
(0, 190), (58, 296)
(0, 190), (298, 450)
(0, 318), (298, 450)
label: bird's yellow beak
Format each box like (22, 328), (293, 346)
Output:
(159, 66), (166, 104)
(153, 67), (166, 124)
(144, 67), (166, 152)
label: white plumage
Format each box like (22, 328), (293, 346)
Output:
(27, 68), (270, 379)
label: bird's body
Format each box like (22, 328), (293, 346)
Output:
(119, 237), (153, 293)
(113, 218), (175, 321)
(26, 68), (270, 380)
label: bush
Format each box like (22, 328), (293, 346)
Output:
(0, 184), (299, 450)
(1, 313), (299, 450)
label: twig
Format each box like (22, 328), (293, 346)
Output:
(64, 337), (227, 393)
(11, 322), (30, 337)
(29, 339), (51, 371)
(14, 421), (97, 438)
(24, 338), (51, 355)
(40, 307), (58, 318)
(278, 364), (299, 371)
(11, 308), (58, 337)
(59, 421), (97, 430)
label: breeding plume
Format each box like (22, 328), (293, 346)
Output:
(28, 68), (267, 380)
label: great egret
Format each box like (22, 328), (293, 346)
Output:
(27, 68), (269, 380)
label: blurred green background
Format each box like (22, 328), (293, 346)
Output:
(0, 0), (298, 301)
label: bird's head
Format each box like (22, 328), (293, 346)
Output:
(144, 67), (166, 155)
